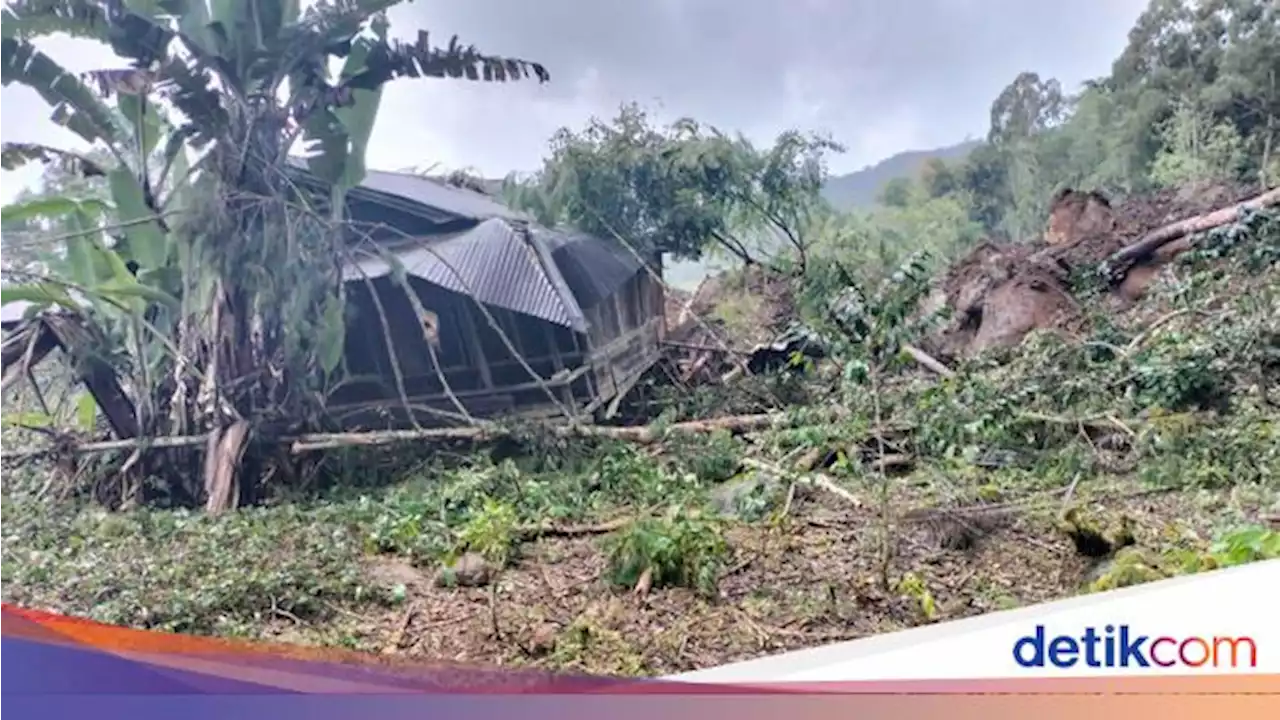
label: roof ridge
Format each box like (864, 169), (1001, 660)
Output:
(369, 167), (500, 197)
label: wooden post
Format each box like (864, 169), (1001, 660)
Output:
(460, 304), (494, 389)
(542, 324), (577, 417)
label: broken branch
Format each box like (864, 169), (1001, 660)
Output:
(903, 344), (955, 378)
(740, 457), (862, 509)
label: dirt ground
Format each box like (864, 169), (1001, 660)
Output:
(663, 181), (1270, 369)
(258, 474), (1257, 677)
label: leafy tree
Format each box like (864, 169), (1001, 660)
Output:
(1049, 83), (1144, 196)
(810, 190), (982, 284)
(939, 0), (1278, 242)
(957, 142), (1011, 235)
(987, 72), (1068, 146)
(1204, 0), (1280, 185)
(505, 103), (844, 273)
(1150, 97), (1249, 188)
(919, 158), (959, 199)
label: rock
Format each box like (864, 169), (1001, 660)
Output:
(710, 472), (782, 518)
(529, 622), (560, 655)
(434, 552), (494, 588)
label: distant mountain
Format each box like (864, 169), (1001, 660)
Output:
(663, 139), (986, 290)
(822, 140), (983, 210)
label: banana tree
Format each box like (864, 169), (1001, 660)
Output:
(0, 124), (196, 463)
(1, 0), (550, 507)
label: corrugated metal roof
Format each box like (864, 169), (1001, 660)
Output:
(536, 229), (643, 310)
(330, 154), (648, 329)
(344, 218), (587, 331)
(358, 169), (529, 223)
(1, 299), (35, 328)
(285, 156), (527, 224)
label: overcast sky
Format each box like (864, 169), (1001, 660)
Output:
(0, 0), (1149, 204)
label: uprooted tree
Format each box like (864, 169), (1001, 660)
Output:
(0, 0), (550, 508)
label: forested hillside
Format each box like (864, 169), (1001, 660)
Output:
(842, 0), (1279, 265)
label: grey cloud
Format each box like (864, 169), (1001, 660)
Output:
(392, 0), (1149, 171)
(1, 0), (1149, 201)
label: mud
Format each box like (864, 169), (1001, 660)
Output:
(933, 180), (1264, 357)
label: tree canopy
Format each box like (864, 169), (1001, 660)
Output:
(852, 0), (1279, 252)
(497, 0), (1277, 289)
(503, 103), (844, 273)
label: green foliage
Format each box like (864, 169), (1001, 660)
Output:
(505, 103), (842, 270)
(919, 158), (960, 199)
(345, 444), (720, 569)
(841, 0), (1280, 247)
(603, 508), (729, 598)
(876, 177), (915, 208)
(1204, 525), (1280, 567)
(454, 497), (520, 567)
(663, 430), (744, 483)
(895, 572), (938, 621)
(1, 0), (553, 505)
(594, 447), (706, 510)
(0, 497), (384, 635)
(1176, 206), (1280, 273)
(798, 251), (941, 387)
(1149, 99), (1248, 188)
(1128, 332), (1225, 411)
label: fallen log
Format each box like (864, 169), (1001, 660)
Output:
(1, 407), (866, 459)
(515, 516), (636, 541)
(1108, 186), (1280, 268)
(293, 409), (857, 451)
(676, 276), (709, 328)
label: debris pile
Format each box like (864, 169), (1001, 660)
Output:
(928, 182), (1277, 360)
(662, 264), (804, 384)
(659, 181), (1278, 383)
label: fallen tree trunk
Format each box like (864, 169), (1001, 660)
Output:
(293, 409), (859, 451)
(740, 457), (862, 508)
(1108, 187), (1280, 268)
(2, 407), (868, 459)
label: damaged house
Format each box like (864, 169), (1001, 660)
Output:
(1, 166), (667, 432)
(308, 166), (667, 428)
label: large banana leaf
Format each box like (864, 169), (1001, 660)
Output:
(304, 33), (383, 193)
(116, 91), (165, 162)
(107, 166), (170, 269)
(0, 37), (122, 146)
(1, 194), (110, 224)
(1, 282), (79, 310)
(0, 0), (112, 43)
(0, 142), (108, 176)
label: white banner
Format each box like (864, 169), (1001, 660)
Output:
(673, 560), (1280, 682)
